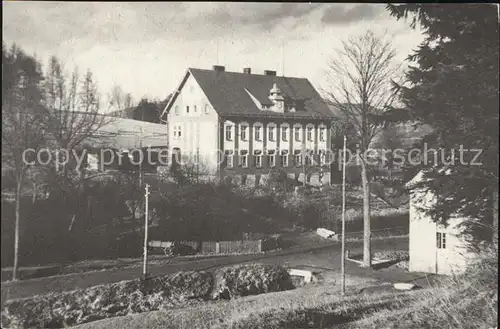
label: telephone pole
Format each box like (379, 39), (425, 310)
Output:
(142, 184), (150, 280)
(341, 135), (347, 296)
(139, 126), (143, 187)
(302, 139), (306, 187)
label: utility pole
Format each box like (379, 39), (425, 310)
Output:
(302, 139), (306, 187)
(341, 135), (347, 296)
(196, 121), (200, 184)
(139, 126), (143, 187)
(142, 184), (150, 280)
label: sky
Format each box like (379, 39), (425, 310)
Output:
(3, 2), (424, 110)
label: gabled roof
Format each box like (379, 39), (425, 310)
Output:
(162, 68), (335, 120)
(85, 116), (167, 150)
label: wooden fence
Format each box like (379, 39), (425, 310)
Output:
(149, 237), (281, 255)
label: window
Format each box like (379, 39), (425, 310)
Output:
(319, 150), (327, 165)
(280, 151), (289, 167)
(186, 106), (190, 114)
(294, 150), (302, 166)
(305, 150), (314, 165)
(268, 150), (276, 167)
(225, 125), (233, 141)
(255, 126), (262, 141)
(194, 105), (197, 113)
(268, 126), (275, 141)
(294, 127), (301, 142)
(173, 125), (182, 140)
(307, 127), (313, 141)
(240, 125), (248, 141)
(174, 105), (180, 115)
(282, 126), (288, 141)
(204, 104), (210, 114)
(254, 150), (263, 168)
(225, 150), (234, 168)
(240, 151), (248, 168)
(437, 232), (447, 249)
(319, 127), (326, 142)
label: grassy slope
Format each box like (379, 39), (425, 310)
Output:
(72, 248), (498, 329)
(70, 278), (393, 329)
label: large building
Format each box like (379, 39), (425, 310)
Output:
(161, 65), (336, 185)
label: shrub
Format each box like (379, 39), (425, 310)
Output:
(212, 264), (294, 300)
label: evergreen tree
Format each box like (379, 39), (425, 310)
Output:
(386, 4), (499, 245)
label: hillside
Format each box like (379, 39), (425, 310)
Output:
(71, 247), (497, 329)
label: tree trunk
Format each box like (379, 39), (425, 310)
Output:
(493, 188), (498, 247)
(13, 182), (22, 281)
(361, 161), (371, 268)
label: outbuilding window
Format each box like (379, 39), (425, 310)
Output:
(436, 232), (447, 249)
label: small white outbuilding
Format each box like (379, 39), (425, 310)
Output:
(407, 171), (478, 275)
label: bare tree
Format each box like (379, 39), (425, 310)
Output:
(109, 84), (134, 117)
(323, 30), (402, 267)
(2, 44), (47, 280)
(43, 56), (114, 231)
(44, 57), (113, 176)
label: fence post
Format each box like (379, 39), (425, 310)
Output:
(259, 239), (262, 253)
(216, 242), (220, 254)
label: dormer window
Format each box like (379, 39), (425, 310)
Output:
(268, 83), (285, 113)
(286, 102), (296, 112)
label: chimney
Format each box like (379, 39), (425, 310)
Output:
(243, 67), (251, 74)
(264, 70), (276, 76)
(213, 65), (225, 72)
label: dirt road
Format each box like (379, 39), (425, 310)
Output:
(1, 236), (409, 301)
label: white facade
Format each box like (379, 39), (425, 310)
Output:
(408, 172), (477, 275)
(167, 73), (220, 175)
(164, 67), (333, 185)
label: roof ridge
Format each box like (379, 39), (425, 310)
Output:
(188, 67), (308, 80)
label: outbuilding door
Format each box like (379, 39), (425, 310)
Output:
(436, 231), (451, 275)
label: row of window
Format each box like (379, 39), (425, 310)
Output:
(225, 125), (326, 143)
(224, 151), (328, 169)
(174, 104), (211, 115)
